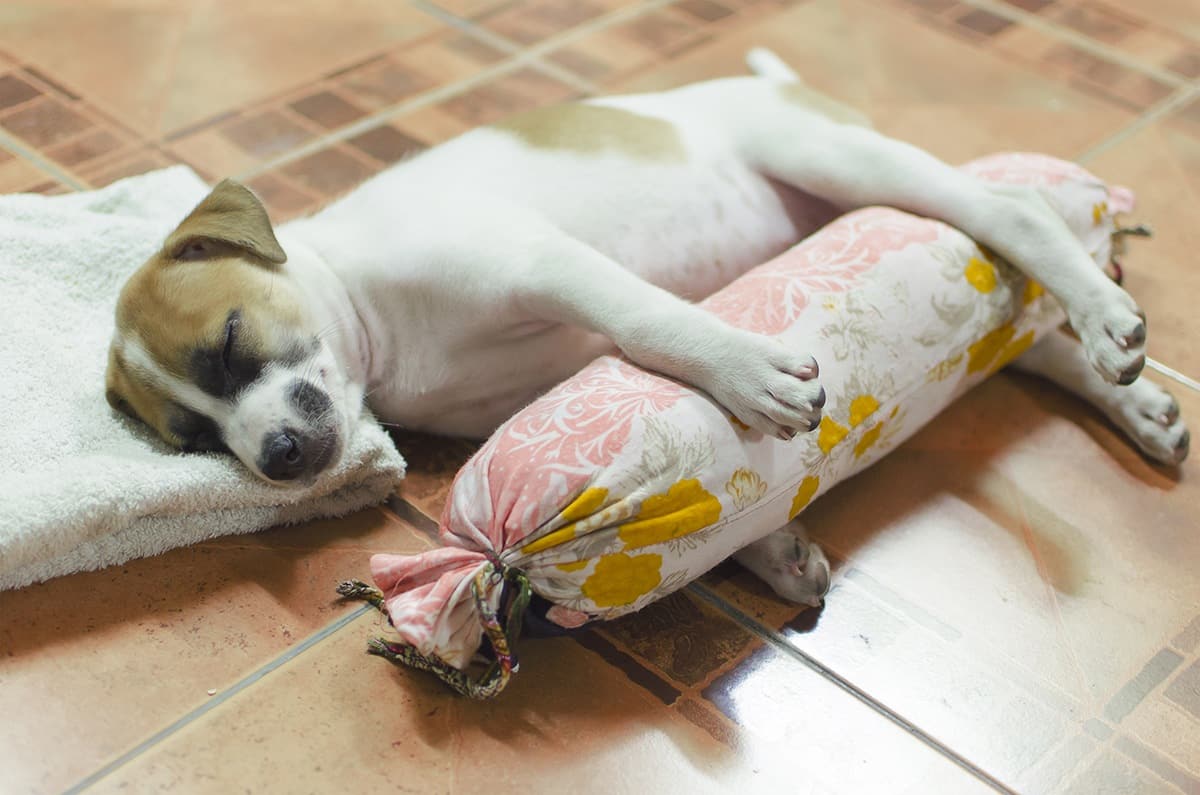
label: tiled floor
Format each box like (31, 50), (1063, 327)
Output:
(1, 0), (1198, 792)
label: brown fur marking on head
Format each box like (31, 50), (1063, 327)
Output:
(164, 179), (287, 265)
(105, 340), (177, 441)
(105, 180), (306, 446)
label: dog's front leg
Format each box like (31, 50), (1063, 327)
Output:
(513, 224), (825, 440)
(742, 118), (1147, 386)
(1010, 330), (1189, 465)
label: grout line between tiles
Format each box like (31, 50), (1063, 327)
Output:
(958, 0), (1191, 88)
(686, 581), (1019, 795)
(0, 127), (86, 190)
(1077, 83), (1200, 164)
(386, 496), (441, 534)
(232, 54), (539, 181)
(1147, 357), (1200, 393)
(236, 0), (671, 180)
(63, 603), (371, 794)
(408, 0), (599, 95)
(1071, 81), (1200, 390)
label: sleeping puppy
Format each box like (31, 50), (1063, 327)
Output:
(106, 50), (1187, 603)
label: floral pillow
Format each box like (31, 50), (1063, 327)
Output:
(340, 153), (1133, 697)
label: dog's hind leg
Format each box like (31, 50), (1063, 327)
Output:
(1010, 330), (1189, 465)
(733, 519), (831, 607)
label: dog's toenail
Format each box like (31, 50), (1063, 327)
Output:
(1118, 355), (1145, 385)
(1176, 429), (1190, 454)
(814, 386), (826, 409)
(1122, 322), (1146, 348)
(807, 417), (820, 432)
(814, 563), (831, 597)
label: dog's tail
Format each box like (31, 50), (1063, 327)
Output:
(745, 47), (800, 83)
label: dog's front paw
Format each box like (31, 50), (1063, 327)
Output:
(1071, 284), (1147, 386)
(700, 330), (824, 441)
(1110, 379), (1189, 465)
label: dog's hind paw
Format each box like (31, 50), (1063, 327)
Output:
(734, 521), (831, 608)
(1111, 378), (1189, 465)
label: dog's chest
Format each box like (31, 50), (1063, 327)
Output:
(367, 319), (615, 439)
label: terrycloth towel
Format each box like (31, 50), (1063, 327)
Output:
(0, 166), (406, 591)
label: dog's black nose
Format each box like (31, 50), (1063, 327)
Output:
(260, 430), (306, 481)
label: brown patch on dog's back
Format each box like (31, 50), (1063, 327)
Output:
(491, 103), (687, 162)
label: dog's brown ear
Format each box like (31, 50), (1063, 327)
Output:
(163, 179), (287, 266)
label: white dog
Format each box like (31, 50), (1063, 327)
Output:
(105, 50), (1188, 606)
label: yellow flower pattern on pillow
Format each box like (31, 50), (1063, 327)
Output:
(580, 552), (663, 608)
(618, 479), (722, 550)
(726, 468), (768, 510)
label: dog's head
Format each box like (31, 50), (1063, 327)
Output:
(106, 180), (353, 485)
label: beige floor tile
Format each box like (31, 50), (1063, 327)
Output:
(390, 429), (480, 521)
(697, 641), (999, 794)
(84, 613), (759, 795)
(1123, 696), (1200, 781)
(0, 149), (52, 192)
(0, 506), (429, 794)
(605, 0), (1136, 161)
(389, 104), (479, 146)
(0, 1), (442, 138)
(1084, 114), (1200, 382)
(168, 126), (266, 179)
(750, 373), (1200, 786)
(1086, 0), (1200, 48)
(1059, 747), (1181, 794)
(86, 610), (992, 795)
(426, 0), (513, 17)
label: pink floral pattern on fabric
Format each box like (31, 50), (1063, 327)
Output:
(962, 152), (1095, 186)
(461, 357), (686, 544)
(704, 208), (940, 333)
(370, 546), (494, 669)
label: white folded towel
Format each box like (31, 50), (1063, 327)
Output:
(0, 166), (406, 590)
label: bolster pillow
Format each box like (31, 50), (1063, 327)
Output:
(345, 153), (1134, 696)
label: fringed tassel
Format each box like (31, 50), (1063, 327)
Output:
(336, 579), (386, 613)
(336, 564), (532, 699)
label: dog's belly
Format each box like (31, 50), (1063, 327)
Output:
(498, 151), (839, 301)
